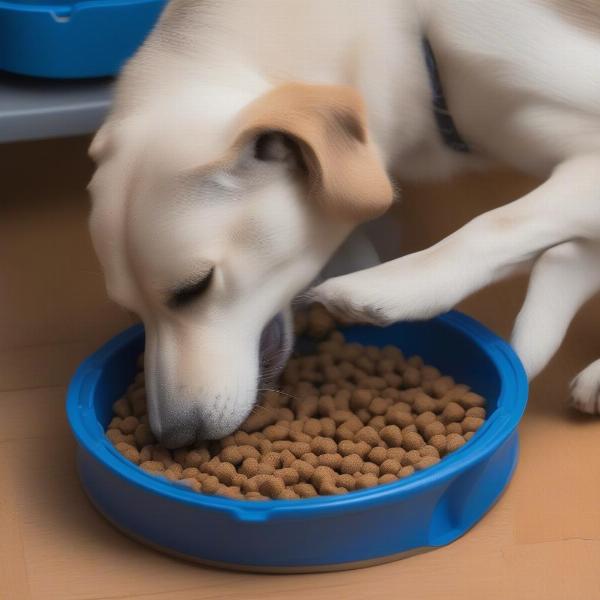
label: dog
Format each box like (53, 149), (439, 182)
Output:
(88, 0), (600, 447)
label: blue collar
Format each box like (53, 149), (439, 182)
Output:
(422, 38), (470, 153)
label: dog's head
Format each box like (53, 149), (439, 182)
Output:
(89, 82), (393, 447)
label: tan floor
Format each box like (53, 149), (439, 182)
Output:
(1, 137), (599, 600)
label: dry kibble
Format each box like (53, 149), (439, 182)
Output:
(447, 433), (467, 453)
(319, 418), (336, 437)
(113, 397), (132, 419)
(442, 402), (466, 424)
(215, 462), (238, 485)
(420, 445), (440, 458)
(318, 453), (343, 470)
(462, 417), (484, 432)
(118, 415), (139, 435)
(404, 450), (422, 466)
(303, 418), (322, 437)
(460, 392), (486, 409)
(466, 407), (486, 419)
(220, 446), (243, 466)
(337, 440), (356, 456)
(368, 446), (388, 465)
(140, 460), (164, 473)
(398, 465), (415, 478)
(275, 468), (300, 485)
(178, 477), (200, 490)
(355, 473), (379, 489)
(116, 442), (140, 464)
(402, 367), (420, 387)
(340, 454), (363, 475)
(354, 426), (380, 446)
(264, 424), (288, 442)
(310, 436), (337, 455)
(386, 447), (406, 462)
(415, 456), (441, 470)
(415, 411), (437, 431)
(289, 442), (311, 458)
(423, 421), (446, 440)
(351, 389), (373, 410)
(258, 476), (286, 498)
(280, 449), (297, 468)
(337, 473), (357, 490)
(413, 393), (437, 414)
(368, 416), (387, 432)
(360, 461), (380, 475)
(336, 425), (355, 442)
(291, 459), (315, 481)
(379, 425), (403, 447)
(354, 441), (372, 459)
(446, 422), (463, 435)
(403, 431), (426, 450)
(386, 409), (414, 428)
(107, 315), (486, 500)
(369, 397), (390, 416)
(379, 459), (401, 475)
(429, 434), (447, 454)
(379, 473), (398, 484)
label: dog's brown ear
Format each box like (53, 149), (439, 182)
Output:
(231, 82), (394, 222)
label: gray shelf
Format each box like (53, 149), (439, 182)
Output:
(0, 73), (113, 143)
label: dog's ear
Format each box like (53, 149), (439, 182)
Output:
(230, 83), (394, 222)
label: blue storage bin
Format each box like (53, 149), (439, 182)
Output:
(0, 0), (166, 78)
(67, 311), (528, 571)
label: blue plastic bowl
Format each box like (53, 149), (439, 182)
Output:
(0, 0), (165, 78)
(66, 311), (527, 572)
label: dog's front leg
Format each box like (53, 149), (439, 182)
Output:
(312, 155), (600, 327)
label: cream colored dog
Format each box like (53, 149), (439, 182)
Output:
(89, 0), (600, 447)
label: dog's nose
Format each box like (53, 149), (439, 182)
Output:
(147, 394), (202, 449)
(152, 418), (198, 449)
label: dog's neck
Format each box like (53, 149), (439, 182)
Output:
(110, 0), (481, 182)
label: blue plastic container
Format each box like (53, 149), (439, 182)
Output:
(0, 0), (165, 78)
(66, 311), (527, 571)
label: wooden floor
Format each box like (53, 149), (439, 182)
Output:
(1, 137), (599, 600)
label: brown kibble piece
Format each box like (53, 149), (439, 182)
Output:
(368, 446), (388, 465)
(413, 393), (437, 414)
(460, 392), (486, 409)
(378, 473), (398, 484)
(340, 454), (363, 475)
(310, 436), (337, 455)
(113, 397), (131, 419)
(354, 426), (380, 446)
(429, 434), (447, 454)
(446, 422), (463, 435)
(350, 389), (372, 410)
(140, 460), (164, 473)
(258, 476), (286, 498)
(293, 482), (318, 497)
(423, 421), (446, 439)
(360, 461), (380, 475)
(462, 417), (484, 432)
(379, 425), (402, 447)
(446, 433), (466, 453)
(355, 473), (378, 489)
(398, 465), (415, 478)
(442, 402), (466, 423)
(415, 456), (441, 470)
(275, 468), (300, 485)
(403, 431), (426, 450)
(116, 442), (140, 464)
(379, 459), (401, 475)
(220, 446), (243, 466)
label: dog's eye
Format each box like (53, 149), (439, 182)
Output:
(168, 268), (214, 309)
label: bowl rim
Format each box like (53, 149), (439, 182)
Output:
(66, 311), (528, 523)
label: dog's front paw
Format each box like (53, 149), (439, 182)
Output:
(569, 359), (600, 415)
(310, 273), (397, 326)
